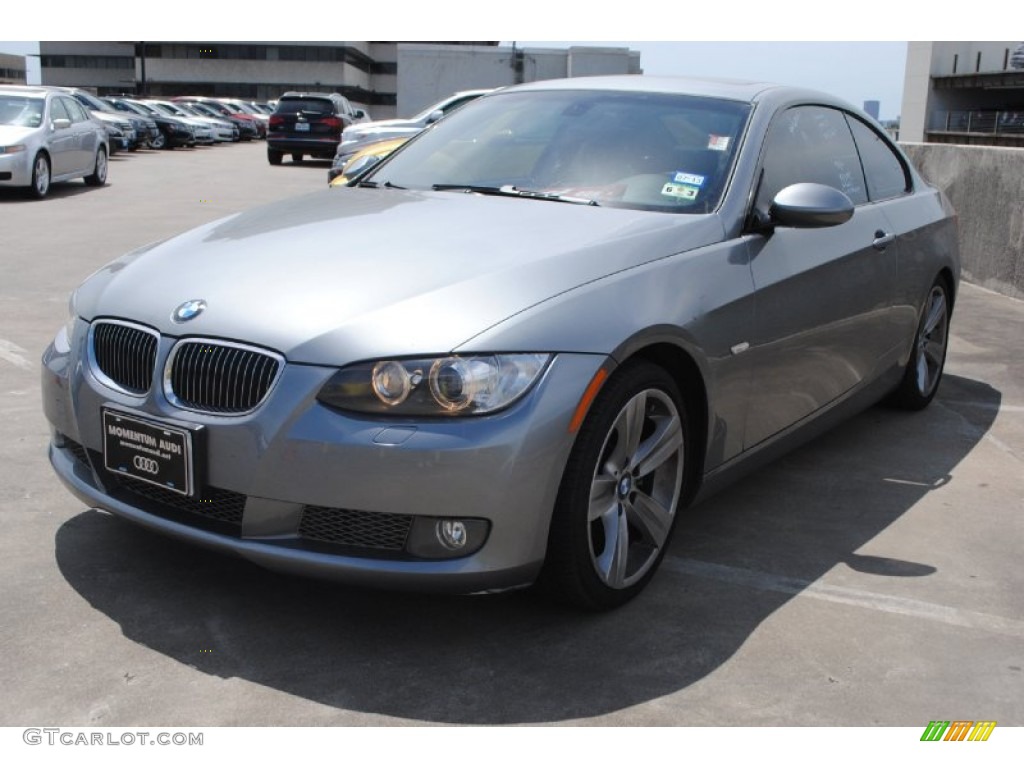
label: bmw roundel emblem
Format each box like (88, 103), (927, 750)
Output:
(172, 299), (207, 323)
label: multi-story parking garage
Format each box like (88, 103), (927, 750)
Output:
(901, 41), (1024, 147)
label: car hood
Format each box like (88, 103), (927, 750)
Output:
(0, 124), (37, 144)
(75, 188), (724, 365)
(90, 110), (130, 125)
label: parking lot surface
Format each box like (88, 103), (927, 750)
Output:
(1, 141), (1021, 725)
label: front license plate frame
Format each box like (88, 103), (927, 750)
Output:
(102, 409), (198, 496)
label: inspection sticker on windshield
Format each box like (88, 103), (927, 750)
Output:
(661, 182), (699, 201)
(672, 172), (705, 186)
(708, 134), (730, 151)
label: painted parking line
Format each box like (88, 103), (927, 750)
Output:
(0, 339), (33, 371)
(663, 556), (1024, 638)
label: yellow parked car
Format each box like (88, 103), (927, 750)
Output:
(328, 137), (406, 186)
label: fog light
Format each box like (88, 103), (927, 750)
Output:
(436, 519), (468, 550)
(405, 517), (490, 559)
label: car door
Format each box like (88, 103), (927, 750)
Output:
(46, 96), (77, 177)
(741, 104), (900, 449)
(61, 96), (96, 172)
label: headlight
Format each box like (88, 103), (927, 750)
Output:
(54, 293), (78, 354)
(317, 353), (550, 416)
(0, 144), (27, 155)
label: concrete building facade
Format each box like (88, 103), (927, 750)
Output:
(0, 52), (28, 84)
(901, 42), (1024, 146)
(396, 44), (642, 115)
(39, 42), (642, 120)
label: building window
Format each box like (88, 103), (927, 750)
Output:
(41, 55), (133, 69)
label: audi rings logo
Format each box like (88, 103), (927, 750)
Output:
(133, 456), (160, 475)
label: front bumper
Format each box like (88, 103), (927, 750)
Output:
(42, 321), (604, 593)
(268, 135), (340, 155)
(0, 148), (31, 187)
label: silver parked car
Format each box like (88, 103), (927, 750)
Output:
(0, 86), (108, 199)
(333, 88), (491, 174)
(42, 77), (958, 609)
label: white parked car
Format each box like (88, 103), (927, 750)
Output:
(147, 100), (236, 143)
(141, 101), (216, 144)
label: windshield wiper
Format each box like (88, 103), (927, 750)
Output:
(354, 180), (406, 189)
(431, 184), (599, 206)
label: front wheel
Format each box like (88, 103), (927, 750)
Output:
(28, 153), (50, 199)
(149, 131), (167, 150)
(538, 360), (689, 610)
(889, 278), (951, 410)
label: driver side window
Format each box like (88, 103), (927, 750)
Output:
(756, 105), (868, 211)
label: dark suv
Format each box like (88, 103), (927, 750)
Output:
(267, 92), (359, 164)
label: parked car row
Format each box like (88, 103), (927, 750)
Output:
(0, 85), (287, 199)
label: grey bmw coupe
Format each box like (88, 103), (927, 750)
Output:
(42, 76), (959, 609)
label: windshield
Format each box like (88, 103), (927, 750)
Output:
(146, 102), (176, 116)
(276, 98), (333, 115)
(186, 103), (218, 117)
(368, 90), (751, 213)
(411, 92), (483, 123)
(71, 91), (106, 112)
(0, 96), (44, 128)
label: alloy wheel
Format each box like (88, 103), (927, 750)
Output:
(587, 388), (684, 589)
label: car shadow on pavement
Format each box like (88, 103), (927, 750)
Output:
(53, 374), (999, 724)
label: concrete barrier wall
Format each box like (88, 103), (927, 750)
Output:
(901, 143), (1024, 300)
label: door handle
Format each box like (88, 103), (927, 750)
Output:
(872, 230), (896, 251)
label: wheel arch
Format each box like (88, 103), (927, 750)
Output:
(937, 266), (956, 314)
(608, 334), (709, 506)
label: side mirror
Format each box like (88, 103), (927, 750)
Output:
(52, 118), (72, 131)
(352, 109), (366, 120)
(769, 183), (854, 228)
(344, 154), (384, 179)
(425, 109), (444, 125)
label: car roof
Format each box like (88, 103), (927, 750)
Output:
(503, 75), (843, 109)
(0, 85), (51, 98)
(279, 92), (342, 99)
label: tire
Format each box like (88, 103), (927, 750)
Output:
(291, 153), (303, 163)
(149, 131), (167, 150)
(538, 360), (689, 610)
(889, 278), (951, 410)
(84, 147), (107, 187)
(267, 148), (283, 165)
(28, 152), (50, 199)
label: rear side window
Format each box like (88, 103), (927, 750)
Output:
(846, 116), (910, 201)
(757, 105), (868, 209)
(63, 97), (90, 123)
(50, 97), (69, 122)
(276, 98), (334, 115)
